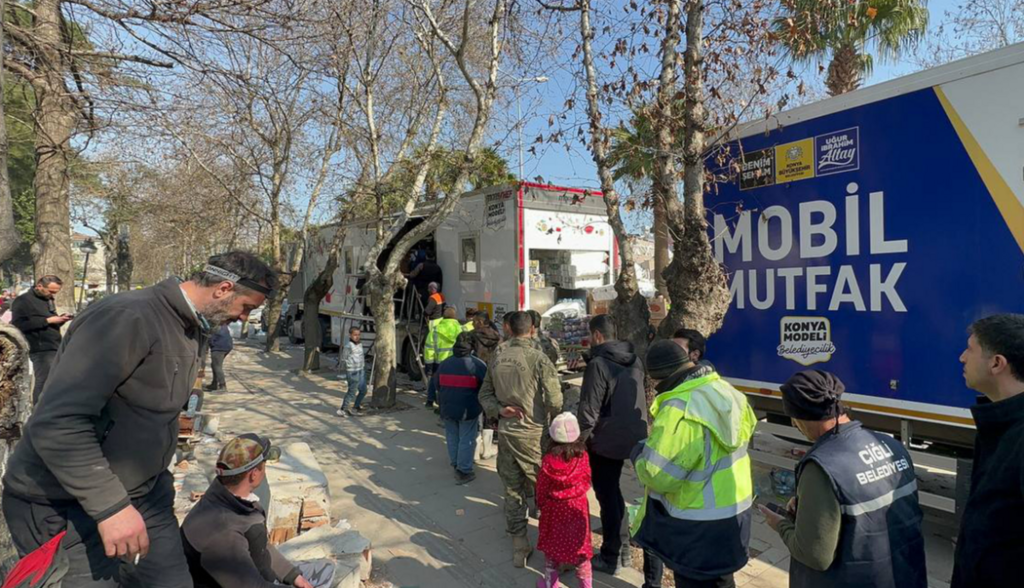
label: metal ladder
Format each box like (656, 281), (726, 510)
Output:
(333, 277), (432, 384)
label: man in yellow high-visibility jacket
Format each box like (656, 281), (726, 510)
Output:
(630, 338), (756, 588)
(424, 306), (463, 408)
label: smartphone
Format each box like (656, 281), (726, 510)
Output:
(763, 502), (789, 517)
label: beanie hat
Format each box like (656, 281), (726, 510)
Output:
(780, 370), (847, 421)
(646, 339), (690, 380)
(549, 412), (581, 444)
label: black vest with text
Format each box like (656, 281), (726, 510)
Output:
(790, 421), (927, 588)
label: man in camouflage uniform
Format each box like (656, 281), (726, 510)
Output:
(478, 311), (562, 568)
(526, 309), (560, 365)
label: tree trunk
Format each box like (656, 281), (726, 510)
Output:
(116, 229), (132, 291)
(0, 17), (18, 265)
(653, 185), (670, 297)
(577, 0), (651, 357)
(301, 250), (339, 373)
(105, 255), (115, 294)
(264, 207), (285, 352)
(826, 42), (863, 97)
(367, 273), (402, 408)
(263, 274), (292, 353)
(0, 324), (32, 574)
(31, 0), (77, 313)
(660, 0), (731, 338)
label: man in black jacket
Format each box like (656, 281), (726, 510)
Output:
(10, 275), (72, 403)
(182, 434), (328, 588)
(578, 315), (648, 575)
(951, 313), (1024, 588)
(2, 251), (276, 588)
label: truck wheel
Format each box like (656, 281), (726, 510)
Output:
(403, 340), (423, 382)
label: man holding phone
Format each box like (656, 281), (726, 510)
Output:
(10, 275), (72, 404)
(758, 370), (926, 588)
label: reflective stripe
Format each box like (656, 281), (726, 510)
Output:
(638, 445), (693, 482)
(650, 491), (753, 521)
(661, 398), (688, 412)
(638, 431), (749, 484)
(840, 480), (918, 517)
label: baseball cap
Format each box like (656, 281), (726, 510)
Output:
(216, 433), (281, 476)
(549, 412), (581, 444)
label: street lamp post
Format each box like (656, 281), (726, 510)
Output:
(508, 75), (549, 181)
(77, 238), (98, 312)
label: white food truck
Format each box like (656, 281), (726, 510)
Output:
(288, 183), (618, 375)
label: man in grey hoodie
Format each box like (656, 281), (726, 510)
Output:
(2, 251), (276, 588)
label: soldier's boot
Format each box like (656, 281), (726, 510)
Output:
(512, 535), (533, 568)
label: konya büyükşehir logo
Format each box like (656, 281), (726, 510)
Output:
(779, 316), (837, 366)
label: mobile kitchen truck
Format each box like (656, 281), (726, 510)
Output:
(708, 42), (1024, 511)
(288, 183), (617, 375)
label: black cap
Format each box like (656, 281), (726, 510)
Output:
(780, 370), (846, 421)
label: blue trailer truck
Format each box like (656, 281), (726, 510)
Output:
(708, 41), (1024, 490)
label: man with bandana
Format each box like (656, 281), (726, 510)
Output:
(2, 251), (276, 588)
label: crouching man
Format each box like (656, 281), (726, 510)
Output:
(182, 434), (333, 588)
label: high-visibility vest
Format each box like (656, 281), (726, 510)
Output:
(462, 321), (475, 332)
(424, 318), (462, 364)
(632, 372), (756, 533)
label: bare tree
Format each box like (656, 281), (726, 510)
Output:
(352, 0), (509, 408)
(538, 0), (652, 353)
(916, 0), (1023, 68)
(1, 0), (298, 310)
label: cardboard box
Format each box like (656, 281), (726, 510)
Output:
(588, 293), (611, 316)
(648, 296), (668, 320)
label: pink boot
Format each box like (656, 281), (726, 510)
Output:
(537, 560), (560, 588)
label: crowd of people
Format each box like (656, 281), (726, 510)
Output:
(1, 248), (1023, 588)
(415, 300), (1024, 588)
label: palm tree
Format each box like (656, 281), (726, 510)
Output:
(607, 109), (672, 297)
(775, 0), (929, 96)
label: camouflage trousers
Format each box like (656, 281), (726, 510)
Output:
(496, 431), (543, 537)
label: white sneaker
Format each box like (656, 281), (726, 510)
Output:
(336, 408), (348, 417)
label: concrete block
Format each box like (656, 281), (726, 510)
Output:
(266, 442), (331, 543)
(333, 553), (362, 588)
(277, 524), (372, 581)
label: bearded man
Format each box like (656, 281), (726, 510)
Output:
(2, 251), (276, 588)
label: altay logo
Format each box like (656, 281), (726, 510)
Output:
(815, 128), (860, 176)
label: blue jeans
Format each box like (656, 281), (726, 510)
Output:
(443, 418), (478, 474)
(342, 370), (367, 410)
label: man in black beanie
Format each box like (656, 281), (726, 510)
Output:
(631, 338), (755, 588)
(759, 370), (926, 588)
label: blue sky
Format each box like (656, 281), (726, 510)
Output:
(513, 0), (960, 191)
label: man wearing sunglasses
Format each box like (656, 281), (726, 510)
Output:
(181, 434), (333, 588)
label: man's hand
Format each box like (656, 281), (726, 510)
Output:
(293, 575), (314, 588)
(499, 406), (525, 420)
(97, 505), (149, 560)
(46, 314), (71, 325)
(757, 504), (786, 533)
(786, 497), (798, 517)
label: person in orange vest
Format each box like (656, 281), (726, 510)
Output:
(424, 282), (445, 321)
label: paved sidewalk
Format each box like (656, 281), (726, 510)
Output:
(205, 342), (952, 588)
